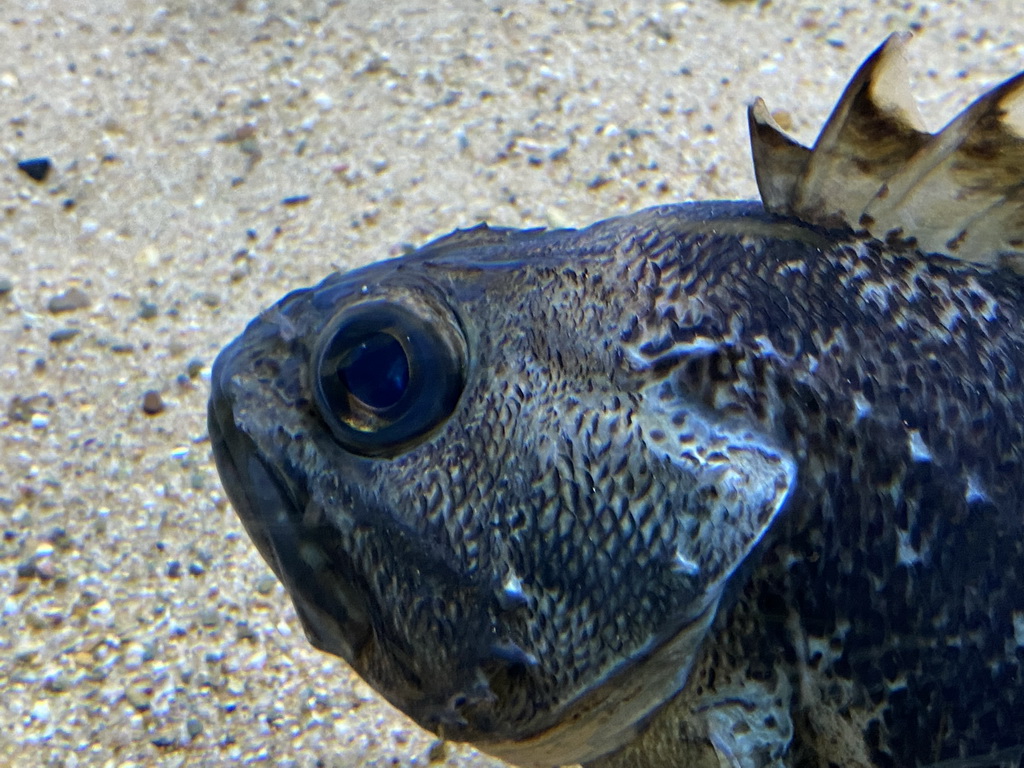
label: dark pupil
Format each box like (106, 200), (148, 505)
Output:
(339, 333), (409, 410)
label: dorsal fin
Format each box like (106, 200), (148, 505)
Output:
(748, 98), (811, 213)
(750, 33), (1024, 273)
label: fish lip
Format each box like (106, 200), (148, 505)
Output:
(208, 337), (375, 665)
(207, 340), (304, 570)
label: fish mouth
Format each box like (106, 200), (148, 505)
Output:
(207, 339), (372, 664)
(207, 357), (295, 573)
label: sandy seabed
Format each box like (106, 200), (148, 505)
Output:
(1, 1), (1021, 766)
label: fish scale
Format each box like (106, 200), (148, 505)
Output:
(209, 37), (1024, 768)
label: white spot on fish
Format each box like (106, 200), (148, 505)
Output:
(965, 276), (998, 322)
(502, 570), (527, 606)
(852, 392), (871, 420)
(896, 529), (921, 566)
(1014, 611), (1024, 647)
(857, 281), (893, 313)
(937, 301), (962, 334)
(671, 550), (701, 577)
(907, 430), (931, 462)
(965, 475), (989, 504)
(752, 334), (778, 359)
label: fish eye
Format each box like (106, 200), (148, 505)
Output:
(341, 333), (409, 410)
(312, 300), (467, 458)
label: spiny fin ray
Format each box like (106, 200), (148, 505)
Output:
(751, 33), (1024, 273)
(748, 98), (811, 213)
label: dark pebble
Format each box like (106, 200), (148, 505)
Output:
(198, 291), (220, 308)
(138, 300), (159, 319)
(49, 328), (81, 343)
(188, 562), (205, 576)
(427, 740), (447, 763)
(7, 394), (51, 422)
(0, 277), (12, 297)
(17, 157), (52, 182)
(255, 573), (277, 595)
(235, 621), (258, 641)
(141, 390), (165, 415)
(281, 194), (311, 206)
(185, 358), (204, 379)
(186, 718), (203, 740)
(44, 674), (70, 693)
(47, 287), (91, 314)
(166, 560), (182, 578)
(46, 527), (73, 550)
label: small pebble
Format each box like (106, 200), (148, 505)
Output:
(49, 328), (80, 343)
(125, 684), (152, 711)
(17, 157), (52, 182)
(8, 394), (49, 421)
(43, 673), (69, 693)
(185, 358), (204, 379)
(29, 699), (52, 721)
(281, 194), (311, 206)
(34, 558), (56, 579)
(141, 390), (165, 415)
(47, 528), (72, 550)
(47, 287), (91, 314)
(150, 732), (176, 748)
(235, 621), (258, 641)
(198, 607), (220, 628)
(0, 277), (12, 297)
(186, 717), (203, 740)
(138, 300), (159, 319)
(426, 740), (447, 762)
(255, 573), (278, 595)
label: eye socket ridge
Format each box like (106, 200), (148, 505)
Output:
(312, 300), (467, 458)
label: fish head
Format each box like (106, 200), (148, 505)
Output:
(208, 207), (797, 765)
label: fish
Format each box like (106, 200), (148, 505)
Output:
(208, 34), (1024, 768)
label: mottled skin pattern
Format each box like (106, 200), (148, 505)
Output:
(209, 201), (1024, 768)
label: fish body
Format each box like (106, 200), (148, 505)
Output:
(209, 38), (1024, 768)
